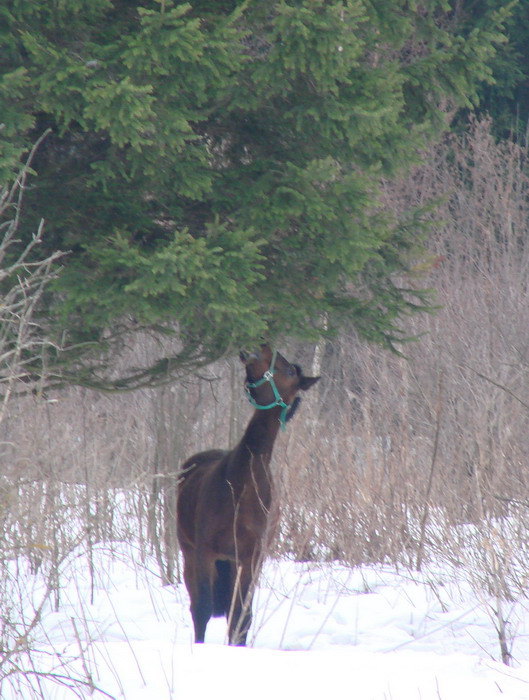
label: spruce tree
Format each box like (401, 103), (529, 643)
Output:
(0, 0), (512, 388)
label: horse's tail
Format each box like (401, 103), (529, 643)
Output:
(212, 560), (232, 617)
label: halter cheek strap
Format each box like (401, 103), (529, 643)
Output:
(244, 350), (291, 431)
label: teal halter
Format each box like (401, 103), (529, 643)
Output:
(244, 350), (291, 431)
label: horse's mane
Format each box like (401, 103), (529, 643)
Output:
(285, 396), (301, 423)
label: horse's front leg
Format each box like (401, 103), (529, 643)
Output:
(228, 557), (260, 646)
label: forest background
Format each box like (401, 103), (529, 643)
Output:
(2, 0), (529, 692)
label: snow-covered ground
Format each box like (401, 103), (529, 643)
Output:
(4, 543), (529, 699)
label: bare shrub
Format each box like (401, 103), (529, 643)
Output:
(273, 118), (529, 573)
(0, 151), (63, 422)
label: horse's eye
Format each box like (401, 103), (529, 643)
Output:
(287, 366), (297, 377)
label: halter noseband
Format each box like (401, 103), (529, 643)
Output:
(244, 349), (291, 431)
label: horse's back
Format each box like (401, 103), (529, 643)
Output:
(177, 449), (228, 547)
(179, 449), (227, 479)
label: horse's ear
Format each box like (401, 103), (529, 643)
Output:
(299, 375), (320, 391)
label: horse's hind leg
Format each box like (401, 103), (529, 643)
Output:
(182, 550), (213, 643)
(192, 577), (213, 643)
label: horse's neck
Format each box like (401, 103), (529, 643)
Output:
(226, 409), (281, 490)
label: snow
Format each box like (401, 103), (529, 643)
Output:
(3, 543), (529, 699)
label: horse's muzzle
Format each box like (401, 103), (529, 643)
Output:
(239, 349), (261, 364)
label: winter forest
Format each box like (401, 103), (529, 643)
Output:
(2, 1), (529, 697)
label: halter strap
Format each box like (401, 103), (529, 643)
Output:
(244, 350), (291, 431)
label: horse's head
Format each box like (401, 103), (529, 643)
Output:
(239, 345), (320, 427)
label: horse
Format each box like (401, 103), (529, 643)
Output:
(176, 345), (320, 645)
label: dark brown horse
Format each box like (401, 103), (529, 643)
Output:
(177, 345), (319, 645)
